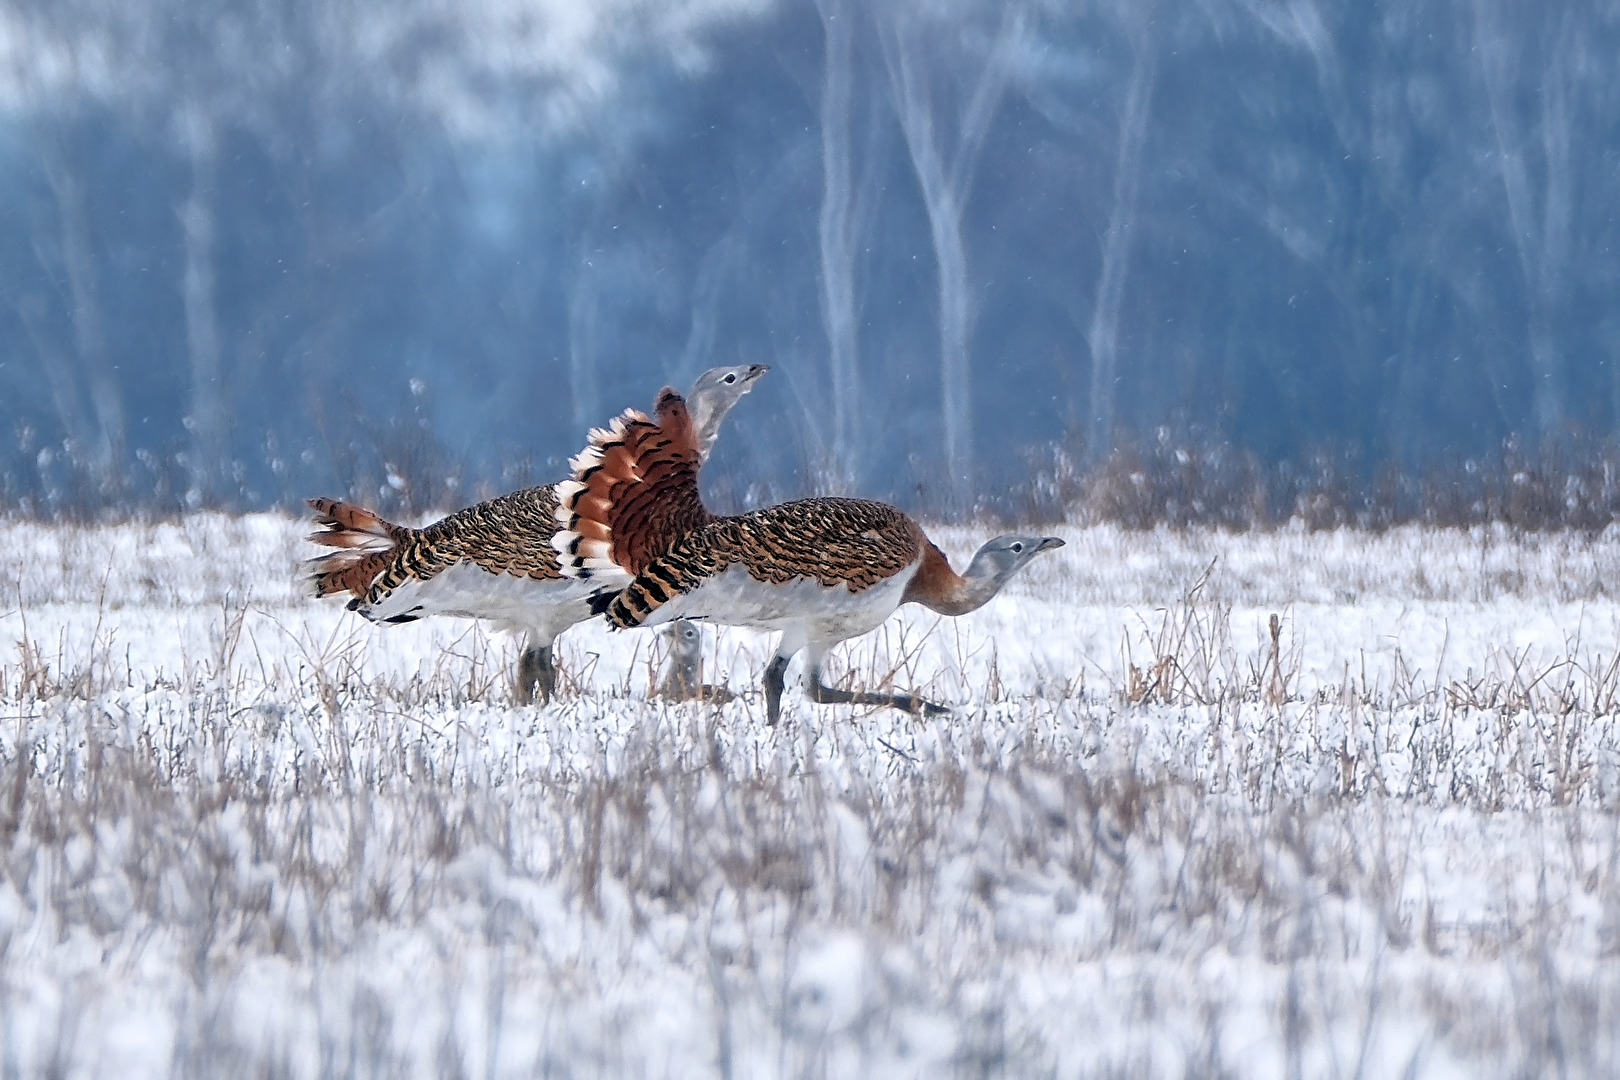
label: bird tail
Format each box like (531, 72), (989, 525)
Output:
(552, 388), (706, 581)
(303, 497), (412, 602)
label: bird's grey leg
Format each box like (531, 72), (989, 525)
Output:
(517, 642), (555, 705)
(763, 655), (790, 726)
(803, 659), (949, 717)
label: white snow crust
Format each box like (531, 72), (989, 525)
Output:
(0, 514), (1617, 1078)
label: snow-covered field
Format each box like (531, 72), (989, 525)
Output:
(1, 514), (1618, 1078)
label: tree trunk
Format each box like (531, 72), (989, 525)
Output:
(15, 296), (92, 469)
(41, 150), (124, 495)
(179, 110), (226, 507)
(928, 188), (972, 505)
(1474, 0), (1569, 439)
(568, 255), (599, 434)
(1086, 24), (1157, 465)
(817, 0), (861, 492)
(883, 11), (1018, 510)
(895, 96), (973, 509)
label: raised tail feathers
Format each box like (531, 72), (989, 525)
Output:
(552, 389), (707, 582)
(551, 407), (657, 580)
(303, 497), (410, 601)
(307, 497), (409, 546)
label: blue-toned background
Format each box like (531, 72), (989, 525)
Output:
(2, 0), (1615, 518)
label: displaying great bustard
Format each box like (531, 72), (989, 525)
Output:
(553, 410), (1063, 723)
(303, 364), (767, 703)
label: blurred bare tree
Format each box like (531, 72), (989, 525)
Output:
(0, 0), (1617, 520)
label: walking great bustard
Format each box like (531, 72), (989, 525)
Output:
(553, 407), (1064, 723)
(302, 364), (767, 703)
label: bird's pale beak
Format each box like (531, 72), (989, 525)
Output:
(1036, 537), (1066, 552)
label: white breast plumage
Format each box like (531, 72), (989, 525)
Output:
(647, 555), (922, 639)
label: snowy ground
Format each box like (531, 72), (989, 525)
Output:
(1, 514), (1618, 1078)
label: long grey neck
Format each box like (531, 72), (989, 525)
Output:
(928, 554), (1015, 617)
(688, 400), (726, 463)
(693, 423), (719, 463)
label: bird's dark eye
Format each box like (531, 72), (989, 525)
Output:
(723, 374), (736, 384)
(1012, 542), (1024, 553)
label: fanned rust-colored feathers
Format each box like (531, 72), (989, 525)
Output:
(307, 497), (410, 548)
(552, 406), (656, 575)
(307, 548), (395, 603)
(554, 389), (711, 579)
(601, 498), (925, 628)
(304, 498), (410, 602)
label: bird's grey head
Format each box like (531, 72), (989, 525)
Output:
(965, 534), (1066, 585)
(665, 618), (702, 662)
(685, 364), (768, 461)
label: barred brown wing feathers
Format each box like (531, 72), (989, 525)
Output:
(603, 498), (923, 628)
(359, 484), (564, 604)
(606, 533), (722, 628)
(305, 486), (567, 608)
(417, 484), (562, 581)
(724, 499), (920, 590)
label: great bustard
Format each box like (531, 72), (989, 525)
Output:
(303, 363), (767, 703)
(653, 619), (736, 703)
(553, 414), (1063, 723)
